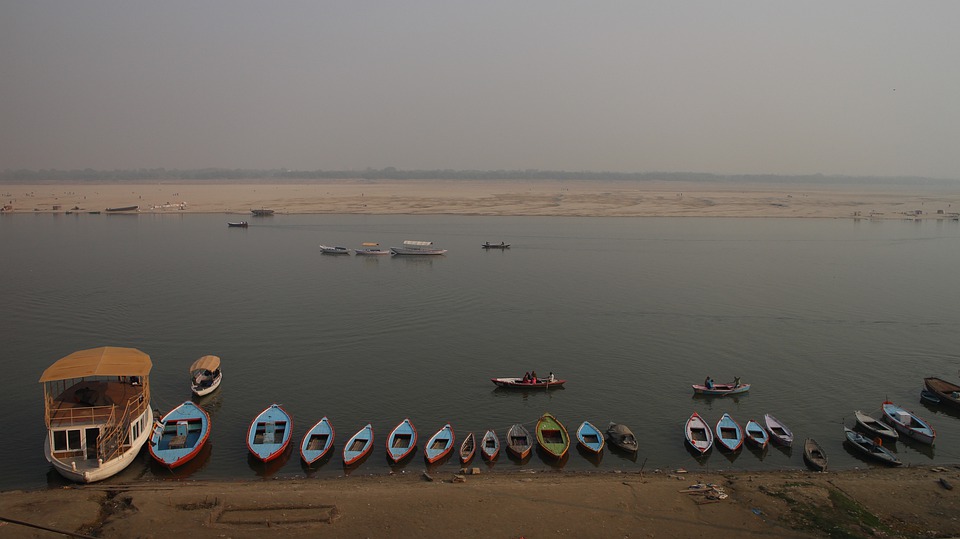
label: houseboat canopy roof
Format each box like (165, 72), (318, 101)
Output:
(189, 355), (220, 373)
(39, 346), (153, 382)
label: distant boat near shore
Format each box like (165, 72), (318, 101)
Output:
(390, 240), (447, 255)
(105, 205), (139, 212)
(227, 221), (248, 228)
(482, 242), (510, 249)
(251, 209), (274, 216)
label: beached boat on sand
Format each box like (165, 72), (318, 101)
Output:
(40, 346), (155, 483)
(189, 355), (222, 397)
(685, 412), (713, 455)
(536, 413), (570, 459)
(300, 417), (335, 465)
(882, 401), (935, 445)
(576, 421), (605, 454)
(803, 438), (828, 471)
(149, 401), (211, 469)
(343, 424), (374, 466)
(390, 240), (447, 255)
(424, 423), (455, 463)
(854, 410), (898, 441)
(481, 430), (500, 461)
(764, 414), (794, 447)
(507, 423), (533, 459)
(459, 432), (476, 464)
(386, 419), (417, 463)
(246, 404), (292, 462)
(606, 423), (638, 453)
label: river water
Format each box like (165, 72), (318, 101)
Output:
(2, 213), (960, 489)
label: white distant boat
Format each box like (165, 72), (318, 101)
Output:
(40, 347), (154, 483)
(390, 240), (447, 255)
(353, 242), (391, 255)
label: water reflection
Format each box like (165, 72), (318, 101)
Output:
(150, 443), (214, 479)
(247, 447), (292, 478)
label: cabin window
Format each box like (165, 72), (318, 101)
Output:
(53, 429), (83, 451)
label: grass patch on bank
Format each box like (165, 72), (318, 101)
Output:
(760, 484), (898, 539)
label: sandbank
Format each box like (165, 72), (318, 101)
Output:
(2, 179), (960, 219)
(1, 466), (957, 538)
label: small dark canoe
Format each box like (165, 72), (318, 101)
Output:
(300, 417), (335, 465)
(105, 205), (139, 212)
(227, 221), (248, 228)
(844, 428), (901, 466)
(480, 430), (500, 461)
(605, 423), (638, 453)
(506, 423), (533, 459)
(459, 432), (476, 464)
(482, 243), (510, 249)
(920, 389), (941, 405)
(251, 209), (274, 216)
(803, 438), (828, 471)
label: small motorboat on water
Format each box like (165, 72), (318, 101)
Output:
(480, 429), (500, 461)
(227, 221), (248, 227)
(882, 401), (935, 445)
(606, 423), (638, 453)
(149, 401), (211, 469)
(803, 438), (828, 471)
(576, 421), (605, 454)
(386, 419), (417, 463)
(246, 404), (293, 462)
(424, 424), (455, 463)
(300, 417), (335, 465)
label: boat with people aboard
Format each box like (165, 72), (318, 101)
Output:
(844, 427), (901, 466)
(246, 404), (292, 462)
(507, 423), (533, 459)
(353, 242), (391, 255)
(606, 423), (638, 453)
(227, 221), (248, 227)
(149, 401), (211, 469)
(386, 419), (418, 463)
(803, 438), (828, 471)
(536, 413), (570, 459)
(319, 245), (350, 255)
(424, 423), (455, 463)
(923, 377), (960, 408)
(482, 242), (510, 249)
(576, 421), (605, 454)
(692, 376), (750, 396)
(459, 432), (476, 464)
(390, 240), (447, 255)
(744, 419), (769, 449)
(343, 424), (374, 466)
(685, 412), (713, 455)
(854, 410), (898, 440)
(881, 401), (935, 444)
(40, 346), (155, 483)
(715, 413), (744, 452)
(189, 355), (222, 397)
(491, 372), (565, 389)
(480, 429), (500, 461)
(300, 416), (335, 465)
(764, 414), (794, 447)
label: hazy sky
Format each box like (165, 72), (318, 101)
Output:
(2, 1), (958, 178)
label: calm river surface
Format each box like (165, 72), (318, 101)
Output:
(2, 213), (960, 489)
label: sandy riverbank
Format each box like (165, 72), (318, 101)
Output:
(1, 466), (958, 538)
(2, 179), (960, 219)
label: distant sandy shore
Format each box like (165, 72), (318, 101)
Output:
(1, 466), (958, 538)
(2, 179), (960, 219)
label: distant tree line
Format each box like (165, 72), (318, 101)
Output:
(0, 167), (951, 185)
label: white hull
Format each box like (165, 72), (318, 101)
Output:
(192, 371), (222, 397)
(390, 248), (447, 255)
(45, 407), (153, 483)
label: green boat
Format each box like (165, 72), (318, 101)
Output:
(536, 412), (570, 459)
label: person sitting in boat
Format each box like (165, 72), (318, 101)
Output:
(704, 376), (714, 389)
(547, 371), (556, 382)
(522, 372), (531, 383)
(733, 376), (741, 388)
(531, 370), (538, 383)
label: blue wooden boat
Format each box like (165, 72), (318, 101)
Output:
(343, 424), (374, 466)
(715, 413), (743, 452)
(764, 413), (794, 447)
(480, 429), (500, 461)
(576, 420), (605, 454)
(424, 423), (455, 463)
(299, 416), (335, 465)
(844, 427), (901, 466)
(882, 401), (935, 445)
(685, 412), (713, 454)
(386, 418), (418, 463)
(246, 404), (292, 462)
(149, 401), (211, 469)
(744, 419), (769, 450)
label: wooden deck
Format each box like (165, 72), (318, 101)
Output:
(47, 379), (147, 428)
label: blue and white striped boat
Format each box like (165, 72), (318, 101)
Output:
(246, 404), (293, 462)
(343, 424), (374, 466)
(882, 401), (935, 445)
(149, 401), (211, 469)
(300, 416), (335, 465)
(576, 420), (605, 454)
(386, 418), (418, 463)
(715, 413), (743, 451)
(424, 423), (455, 463)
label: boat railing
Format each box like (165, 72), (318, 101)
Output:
(97, 391), (149, 463)
(45, 394), (118, 428)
